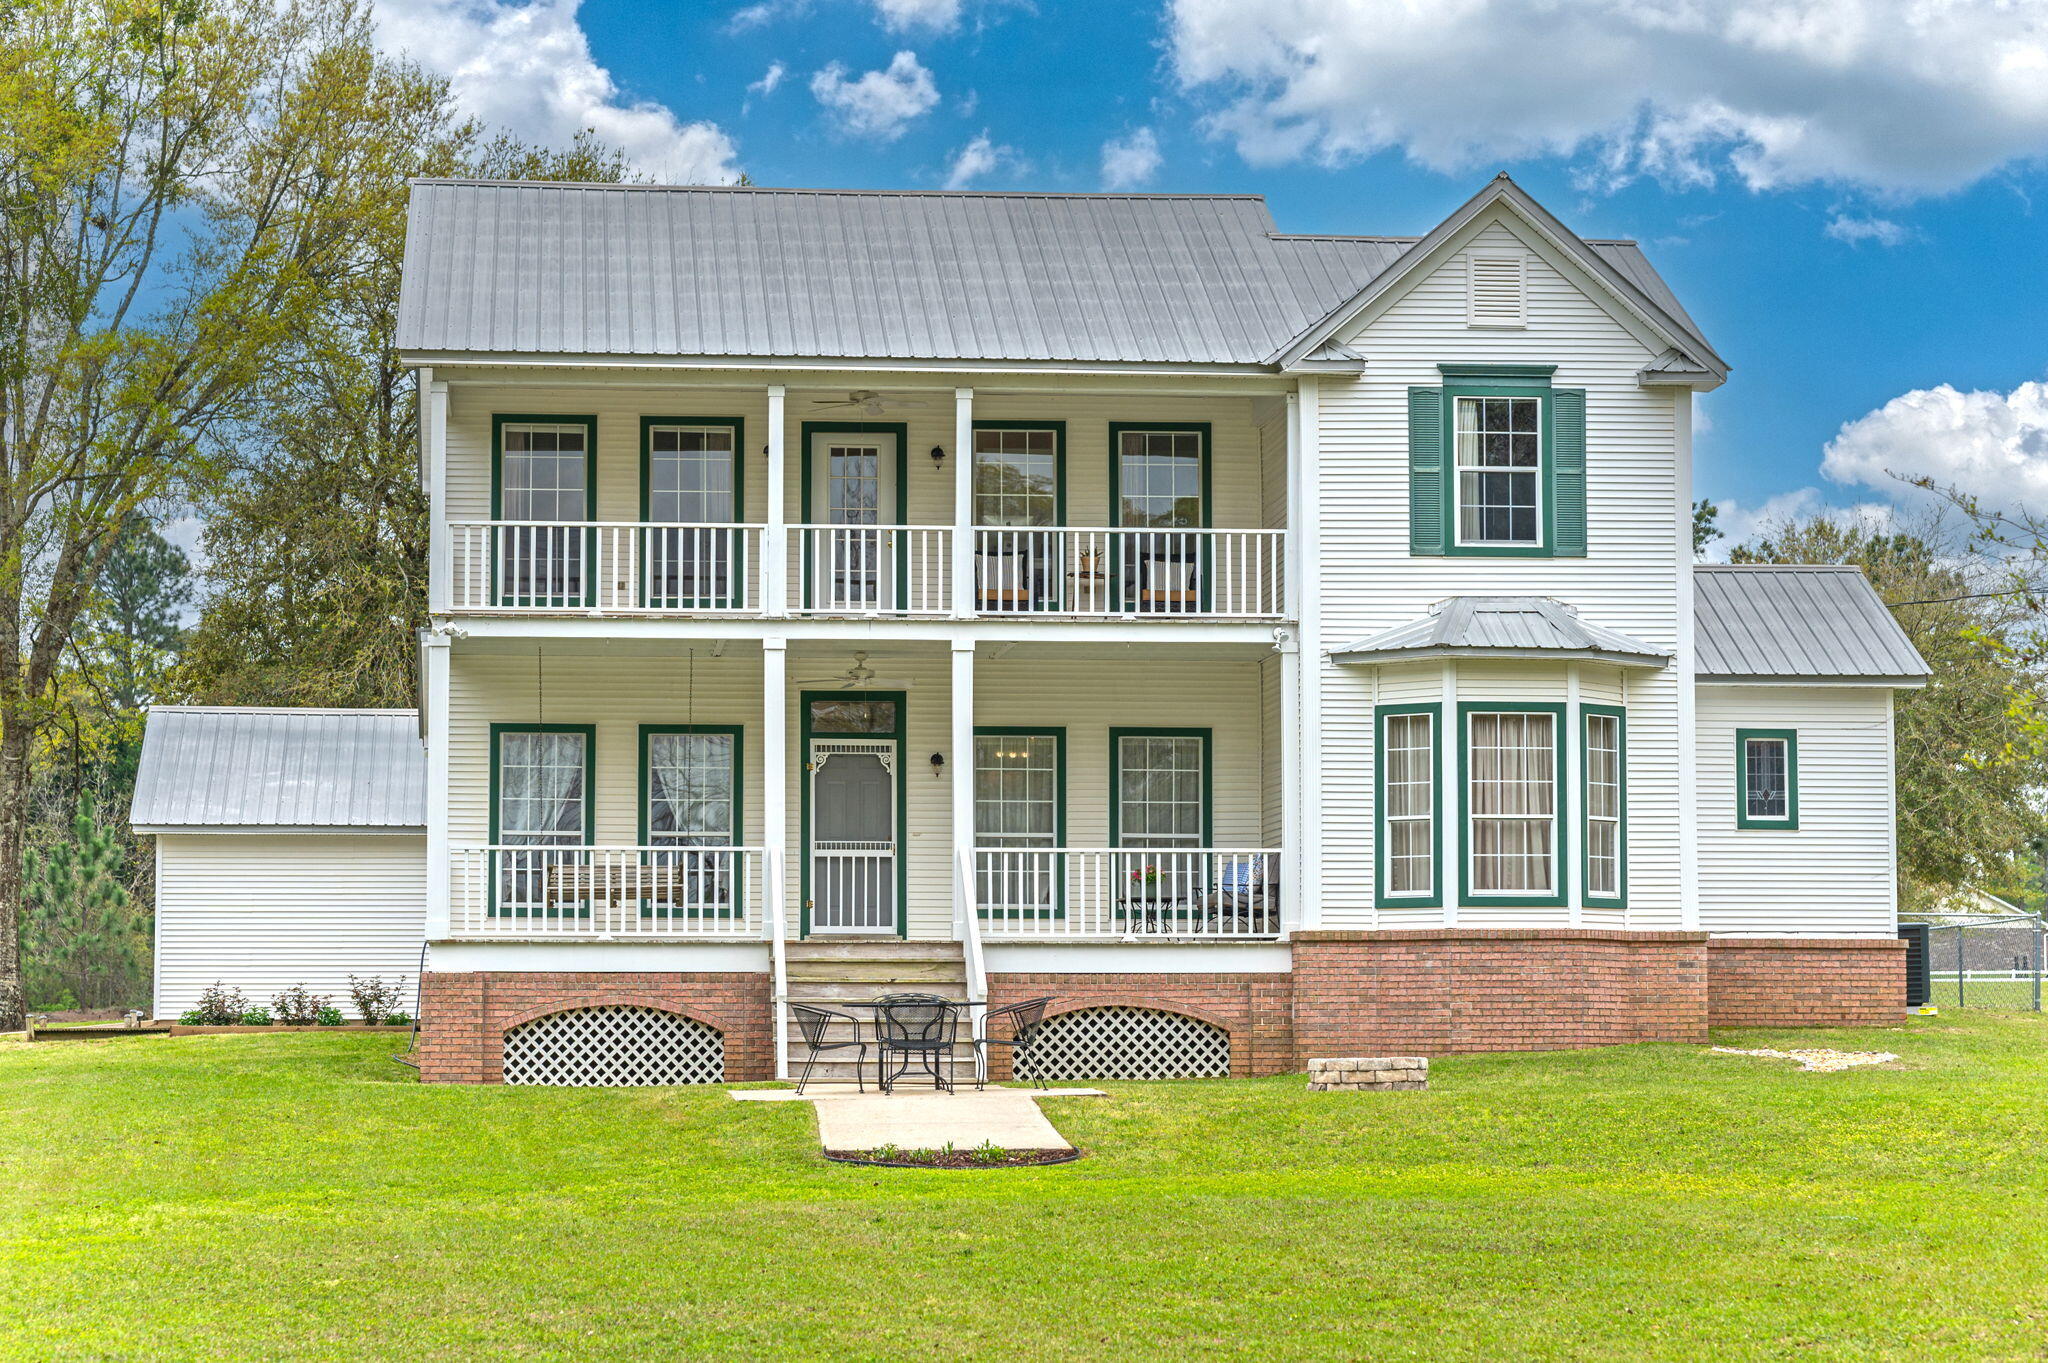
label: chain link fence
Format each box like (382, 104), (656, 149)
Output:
(1921, 914), (2046, 1011)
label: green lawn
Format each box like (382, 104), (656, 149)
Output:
(3, 1015), (2045, 1361)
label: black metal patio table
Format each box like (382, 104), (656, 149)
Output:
(841, 995), (964, 1093)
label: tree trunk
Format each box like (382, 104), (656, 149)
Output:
(0, 711), (28, 1029)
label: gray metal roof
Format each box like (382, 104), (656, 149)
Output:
(1695, 565), (1929, 683)
(131, 707), (426, 830)
(395, 181), (1703, 369)
(1330, 596), (1670, 667)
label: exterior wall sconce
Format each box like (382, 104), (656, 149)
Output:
(929, 752), (946, 778)
(929, 445), (946, 468)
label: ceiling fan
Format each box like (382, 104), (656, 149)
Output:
(809, 389), (928, 416)
(793, 651), (916, 690)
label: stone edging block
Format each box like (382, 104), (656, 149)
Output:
(1306, 1056), (1428, 1091)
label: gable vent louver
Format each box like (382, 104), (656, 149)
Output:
(1467, 254), (1527, 328)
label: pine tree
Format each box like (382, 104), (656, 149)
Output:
(23, 796), (148, 1011)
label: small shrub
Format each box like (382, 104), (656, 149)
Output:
(238, 1007), (273, 1026)
(270, 985), (329, 1027)
(314, 1006), (344, 1027)
(971, 1140), (1008, 1165)
(347, 975), (403, 1026)
(383, 1011), (412, 1028)
(186, 982), (247, 1026)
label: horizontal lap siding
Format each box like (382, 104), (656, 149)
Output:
(1316, 215), (1681, 931)
(1697, 687), (1897, 936)
(154, 834), (427, 1018)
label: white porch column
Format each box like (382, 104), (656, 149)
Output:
(762, 637), (789, 1077)
(950, 641), (977, 933)
(423, 371), (450, 614)
(1566, 662), (1583, 926)
(952, 387), (974, 618)
(1276, 628), (1303, 935)
(765, 384), (787, 617)
(1440, 660), (1459, 928)
(1674, 390), (1700, 930)
(1296, 378), (1326, 928)
(422, 631), (452, 943)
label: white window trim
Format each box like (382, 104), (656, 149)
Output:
(1451, 393), (1546, 550)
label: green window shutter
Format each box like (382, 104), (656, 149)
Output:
(1550, 388), (1586, 557)
(1408, 387), (1446, 555)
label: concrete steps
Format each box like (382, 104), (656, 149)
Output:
(783, 939), (975, 1087)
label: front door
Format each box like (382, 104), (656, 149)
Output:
(807, 432), (898, 611)
(808, 739), (899, 932)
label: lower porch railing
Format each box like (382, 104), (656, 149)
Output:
(450, 846), (764, 937)
(972, 847), (1282, 939)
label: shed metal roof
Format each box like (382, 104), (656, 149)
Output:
(131, 707), (426, 830)
(395, 181), (1704, 369)
(1694, 565), (1929, 683)
(1330, 596), (1670, 668)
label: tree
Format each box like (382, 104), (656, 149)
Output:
(0, 0), (447, 1028)
(1731, 514), (2048, 898)
(89, 518), (192, 714)
(1692, 498), (1721, 556)
(23, 794), (146, 1010)
(178, 129), (634, 708)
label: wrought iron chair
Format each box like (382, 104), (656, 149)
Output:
(872, 992), (962, 1093)
(973, 996), (1053, 1091)
(792, 1004), (868, 1095)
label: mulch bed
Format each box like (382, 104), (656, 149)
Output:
(825, 1147), (1081, 1169)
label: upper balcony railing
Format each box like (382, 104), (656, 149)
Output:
(446, 522), (1286, 620)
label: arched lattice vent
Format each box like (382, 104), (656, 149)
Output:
(1014, 1006), (1230, 1082)
(503, 1006), (724, 1086)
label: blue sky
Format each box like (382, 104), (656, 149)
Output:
(373, 0), (2048, 544)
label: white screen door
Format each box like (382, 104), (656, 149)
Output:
(807, 433), (897, 611)
(809, 739), (898, 932)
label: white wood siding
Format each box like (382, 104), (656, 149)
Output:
(1696, 686), (1898, 937)
(1314, 210), (1684, 930)
(153, 833), (426, 1018)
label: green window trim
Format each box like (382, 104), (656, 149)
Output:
(970, 420), (1067, 526)
(491, 413), (599, 521)
(487, 722), (597, 921)
(973, 725), (1067, 920)
(638, 416), (746, 523)
(1735, 728), (1800, 830)
(1108, 727), (1215, 850)
(1580, 705), (1628, 908)
(1374, 703), (1443, 909)
(797, 689), (908, 939)
(636, 724), (746, 846)
(797, 421), (911, 612)
(1407, 370), (1586, 559)
(1456, 702), (1569, 909)
(1108, 422), (1213, 529)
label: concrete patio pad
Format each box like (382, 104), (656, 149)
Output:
(733, 1085), (1103, 1151)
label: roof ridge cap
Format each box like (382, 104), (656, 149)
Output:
(409, 179), (1270, 203)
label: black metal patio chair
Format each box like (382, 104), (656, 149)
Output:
(792, 1004), (868, 1095)
(973, 996), (1053, 1091)
(872, 992), (961, 1094)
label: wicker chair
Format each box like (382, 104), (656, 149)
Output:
(872, 992), (962, 1093)
(973, 996), (1053, 1090)
(791, 1004), (868, 1095)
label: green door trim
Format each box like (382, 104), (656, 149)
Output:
(798, 422), (910, 612)
(798, 690), (909, 938)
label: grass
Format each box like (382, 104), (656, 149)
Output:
(3, 1014), (2045, 1361)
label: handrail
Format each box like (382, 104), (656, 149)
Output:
(971, 846), (1284, 940)
(956, 845), (990, 1085)
(767, 846), (790, 1081)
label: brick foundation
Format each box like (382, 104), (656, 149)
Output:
(1291, 929), (1711, 1057)
(985, 973), (1298, 1078)
(1705, 937), (1906, 1028)
(416, 971), (773, 1083)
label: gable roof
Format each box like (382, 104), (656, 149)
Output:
(1330, 596), (1670, 668)
(1270, 174), (1725, 382)
(131, 707), (426, 831)
(1694, 565), (1929, 684)
(395, 180), (1710, 372)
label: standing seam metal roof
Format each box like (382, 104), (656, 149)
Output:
(395, 182), (1695, 367)
(130, 707), (426, 829)
(1693, 565), (1929, 680)
(1330, 596), (1670, 666)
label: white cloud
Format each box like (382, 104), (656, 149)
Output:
(943, 131), (1013, 188)
(748, 61), (787, 98)
(727, 0), (806, 31)
(1166, 0), (2048, 195)
(1823, 380), (2048, 516)
(1707, 488), (1894, 558)
(1824, 214), (1909, 247)
(810, 50), (939, 141)
(873, 0), (961, 33)
(374, 0), (740, 181)
(1100, 127), (1163, 189)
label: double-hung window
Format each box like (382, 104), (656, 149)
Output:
(492, 725), (593, 916)
(1736, 729), (1799, 829)
(1376, 706), (1441, 907)
(1455, 395), (1542, 546)
(1112, 729), (1210, 907)
(974, 729), (1063, 915)
(1582, 708), (1626, 905)
(1406, 369), (1585, 558)
(642, 726), (741, 917)
(495, 417), (595, 607)
(1461, 706), (1565, 904)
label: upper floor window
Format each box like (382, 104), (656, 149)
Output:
(1736, 729), (1799, 830)
(973, 424), (1061, 527)
(496, 418), (593, 521)
(645, 420), (739, 524)
(1112, 425), (1208, 529)
(1455, 395), (1542, 546)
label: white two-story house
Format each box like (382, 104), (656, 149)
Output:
(133, 174), (1922, 1084)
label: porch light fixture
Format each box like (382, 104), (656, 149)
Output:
(929, 752), (946, 778)
(929, 444), (946, 468)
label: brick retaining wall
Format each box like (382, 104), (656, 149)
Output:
(1705, 937), (1905, 1028)
(416, 971), (774, 1083)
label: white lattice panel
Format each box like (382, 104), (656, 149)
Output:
(1014, 1006), (1230, 1081)
(502, 1005), (724, 1086)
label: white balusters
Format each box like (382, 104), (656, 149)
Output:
(449, 847), (763, 937)
(972, 848), (1282, 938)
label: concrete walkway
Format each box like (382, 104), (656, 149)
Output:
(733, 1084), (1103, 1151)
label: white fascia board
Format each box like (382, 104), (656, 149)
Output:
(427, 942), (772, 972)
(438, 615), (1286, 647)
(982, 942), (1293, 973)
(1696, 676), (1928, 689)
(400, 351), (1287, 381)
(1331, 647), (1669, 669)
(134, 825), (426, 837)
